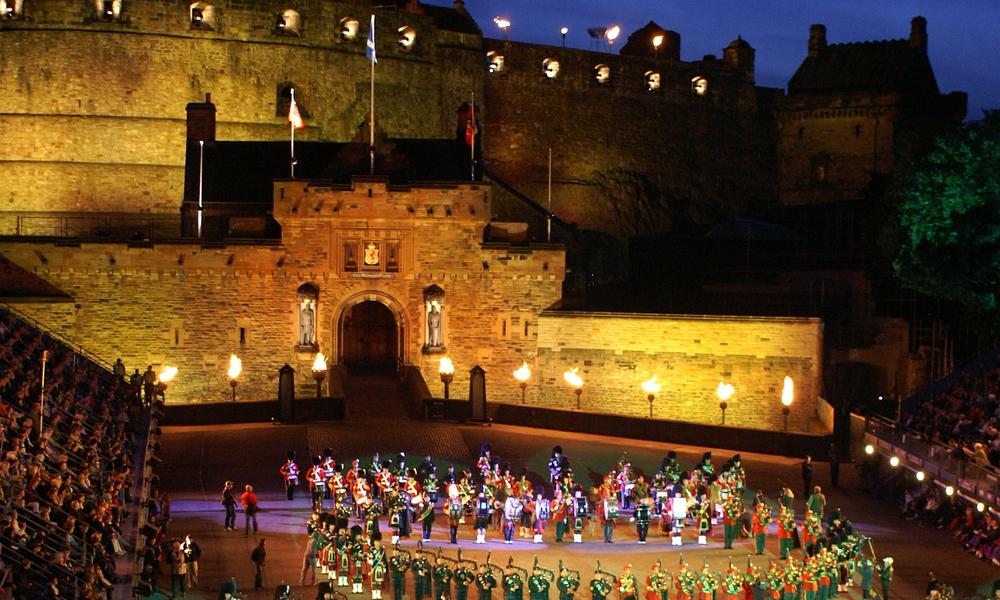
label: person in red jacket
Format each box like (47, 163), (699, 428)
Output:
(241, 484), (260, 535)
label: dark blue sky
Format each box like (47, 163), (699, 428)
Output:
(463, 0), (999, 118)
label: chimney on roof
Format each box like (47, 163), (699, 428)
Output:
(909, 16), (927, 54)
(808, 24), (826, 58)
(453, 0), (467, 14)
(185, 92), (216, 142)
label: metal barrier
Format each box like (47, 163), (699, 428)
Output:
(864, 415), (1000, 504)
(1, 211), (181, 240)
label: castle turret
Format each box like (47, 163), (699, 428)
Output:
(723, 36), (755, 83)
(808, 24), (826, 58)
(909, 16), (928, 54)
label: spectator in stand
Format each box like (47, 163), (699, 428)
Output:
(130, 368), (142, 403)
(241, 484), (260, 535)
(142, 365), (156, 405)
(113, 357), (126, 380)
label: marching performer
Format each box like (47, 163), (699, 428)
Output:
(558, 564), (580, 600)
(369, 536), (387, 600)
(280, 451), (300, 501)
(722, 492), (743, 549)
(777, 506), (795, 560)
(669, 489), (688, 546)
(447, 483), (464, 544)
(433, 555), (454, 600)
(476, 563), (498, 600)
(533, 493), (550, 543)
(573, 490), (589, 543)
(455, 558), (476, 600)
(600, 484), (619, 543)
(412, 548), (432, 600)
(753, 499), (772, 556)
(418, 493), (436, 542)
(644, 562), (667, 600)
(552, 493), (569, 543)
(503, 491), (524, 544)
(350, 529), (369, 594)
(618, 564), (637, 600)
(306, 456), (326, 510)
(474, 490), (491, 544)
(528, 565), (551, 600)
(389, 545), (411, 600)
(632, 496), (651, 544)
(322, 449), (336, 500)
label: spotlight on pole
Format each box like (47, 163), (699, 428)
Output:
(642, 375), (661, 419)
(605, 24), (621, 47)
(493, 17), (511, 41)
(560, 26), (568, 47)
(716, 382), (734, 425)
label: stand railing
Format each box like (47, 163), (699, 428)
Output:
(0, 302), (116, 373)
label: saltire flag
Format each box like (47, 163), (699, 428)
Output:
(288, 90), (304, 129)
(366, 14), (377, 63)
(465, 102), (478, 146)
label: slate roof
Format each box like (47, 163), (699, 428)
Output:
(788, 39), (939, 95)
(420, 2), (480, 35)
(183, 139), (478, 207)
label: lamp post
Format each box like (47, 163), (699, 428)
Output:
(493, 17), (510, 42)
(513, 361), (532, 404)
(716, 382), (734, 425)
(652, 34), (663, 59)
(227, 354), (241, 402)
(439, 357), (455, 400)
(563, 368), (584, 409)
(605, 25), (620, 50)
(560, 26), (568, 48)
(641, 375), (661, 419)
(781, 376), (794, 432)
(312, 352), (328, 398)
(157, 366), (177, 403)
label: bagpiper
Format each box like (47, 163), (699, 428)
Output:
(504, 564), (525, 600)
(413, 549), (432, 600)
(558, 564), (581, 600)
(600, 484), (618, 543)
(590, 572), (613, 600)
(675, 558), (696, 600)
(753, 500), (772, 556)
(433, 556), (454, 600)
(455, 558), (476, 600)
(476, 562), (498, 600)
(720, 561), (742, 600)
(617, 564), (637, 600)
(696, 494), (711, 545)
(388, 545), (411, 600)
(474, 490), (492, 544)
(696, 562), (718, 600)
(280, 451), (300, 501)
(337, 530), (352, 588)
(644, 562), (667, 600)
(369, 536), (387, 600)
(777, 506), (795, 560)
(855, 553), (873, 600)
(528, 565), (552, 600)
(723, 492), (743, 549)
(350, 528), (369, 594)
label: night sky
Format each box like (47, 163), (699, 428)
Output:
(463, 0), (999, 119)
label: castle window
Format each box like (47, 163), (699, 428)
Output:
(1, 0), (23, 19)
(691, 76), (708, 96)
(275, 8), (301, 36)
(189, 2), (216, 31)
(542, 58), (560, 79)
(398, 26), (416, 51)
(644, 70), (661, 91)
(487, 51), (505, 74)
(343, 241), (358, 272)
(95, 0), (121, 22)
(385, 241), (400, 272)
(338, 17), (359, 41)
(594, 64), (611, 85)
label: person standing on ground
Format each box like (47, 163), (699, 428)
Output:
(130, 368), (142, 403)
(251, 538), (267, 590)
(181, 534), (201, 589)
(806, 487), (826, 521)
(168, 538), (187, 598)
(222, 481), (239, 531)
(800, 456), (813, 501)
(241, 484), (260, 535)
(142, 365), (157, 405)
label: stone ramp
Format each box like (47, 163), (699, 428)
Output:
(342, 367), (412, 420)
(307, 420), (474, 466)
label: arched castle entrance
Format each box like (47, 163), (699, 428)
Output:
(336, 292), (405, 368)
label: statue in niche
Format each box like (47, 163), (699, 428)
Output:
(299, 297), (316, 347)
(423, 285), (445, 353)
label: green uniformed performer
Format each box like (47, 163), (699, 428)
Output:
(855, 553), (873, 600)
(419, 495), (436, 542)
(632, 497), (651, 544)
(351, 530), (369, 594)
(365, 501), (383, 540)
(389, 545), (411, 600)
(476, 563), (499, 600)
(752, 501), (771, 556)
(455, 561), (476, 600)
(589, 572), (612, 600)
(529, 567), (551, 600)
(723, 493), (743, 549)
(644, 561), (667, 600)
(878, 557), (893, 600)
(557, 563), (580, 600)
(338, 530), (352, 588)
(434, 556), (454, 600)
(413, 549), (432, 600)
(504, 565), (525, 600)
(369, 536), (387, 600)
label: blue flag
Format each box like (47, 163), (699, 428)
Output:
(366, 14), (376, 63)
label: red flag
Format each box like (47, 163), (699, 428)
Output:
(288, 94), (304, 130)
(464, 103), (477, 146)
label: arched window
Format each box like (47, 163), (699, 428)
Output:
(189, 2), (217, 31)
(486, 51), (505, 74)
(276, 83), (308, 118)
(1, 0), (23, 19)
(594, 64), (611, 85)
(275, 8), (301, 36)
(94, 0), (122, 22)
(297, 283), (319, 349)
(338, 17), (359, 41)
(691, 76), (709, 96)
(644, 70), (661, 91)
(542, 58), (560, 79)
(397, 25), (416, 51)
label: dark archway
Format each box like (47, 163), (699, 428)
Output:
(341, 300), (398, 368)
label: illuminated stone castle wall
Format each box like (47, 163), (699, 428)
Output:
(532, 312), (823, 432)
(0, 0), (483, 217)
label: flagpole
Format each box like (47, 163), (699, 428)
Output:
(290, 88), (296, 179)
(470, 92), (476, 181)
(547, 147), (553, 243)
(369, 15), (376, 175)
(197, 140), (204, 238)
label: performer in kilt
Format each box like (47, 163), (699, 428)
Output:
(632, 497), (651, 544)
(558, 564), (580, 600)
(618, 564), (638, 600)
(389, 545), (411, 600)
(413, 549), (432, 600)
(476, 563), (498, 600)
(475, 490), (491, 544)
(369, 536), (387, 600)
(533, 493), (550, 544)
(455, 560), (476, 600)
(433, 556), (454, 600)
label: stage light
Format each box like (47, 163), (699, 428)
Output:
(643, 376), (662, 419)
(865, 444), (874, 455)
(945, 486), (954, 496)
(977, 502), (985, 512)
(916, 470), (925, 481)
(889, 456), (899, 467)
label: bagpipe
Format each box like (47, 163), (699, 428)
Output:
(392, 542), (412, 568)
(436, 546), (458, 566)
(507, 556), (529, 581)
(594, 561), (618, 582)
(558, 560), (581, 591)
(457, 548), (478, 571)
(486, 552), (505, 579)
(532, 556), (555, 582)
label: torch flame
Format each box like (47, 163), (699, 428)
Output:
(652, 34), (664, 48)
(312, 352), (327, 372)
(513, 361), (532, 383)
(781, 376), (794, 407)
(493, 16), (510, 30)
(563, 367), (584, 389)
(159, 366), (178, 384)
(439, 356), (455, 375)
(227, 354), (242, 380)
(606, 25), (621, 43)
(641, 375), (661, 395)
(716, 382), (734, 401)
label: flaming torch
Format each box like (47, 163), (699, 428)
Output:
(513, 361), (532, 404)
(227, 354), (242, 402)
(563, 368), (584, 409)
(312, 352), (328, 398)
(157, 366), (177, 402)
(642, 375), (661, 418)
(716, 382), (734, 425)
(781, 376), (794, 432)
(439, 357), (455, 400)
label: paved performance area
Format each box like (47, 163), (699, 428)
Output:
(154, 420), (999, 599)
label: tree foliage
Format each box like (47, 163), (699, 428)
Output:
(894, 112), (1000, 315)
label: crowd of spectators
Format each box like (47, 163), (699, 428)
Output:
(902, 356), (1000, 469)
(0, 309), (146, 599)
